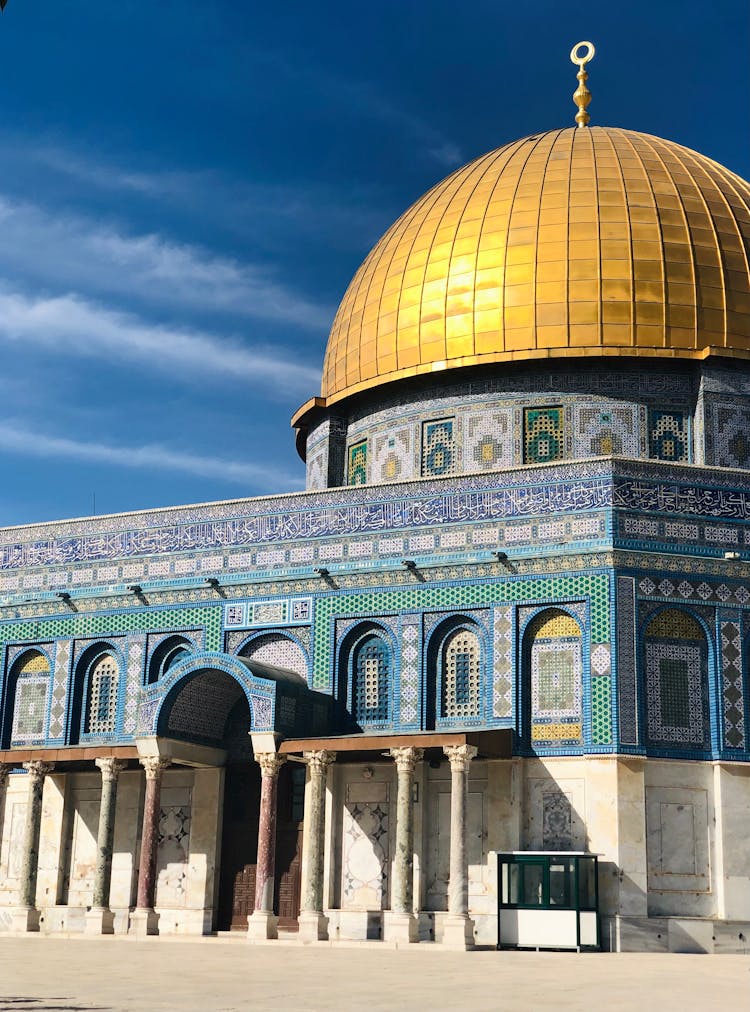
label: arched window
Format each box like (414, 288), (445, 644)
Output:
(240, 633), (308, 680)
(85, 653), (119, 735)
(10, 650), (50, 744)
(526, 609), (583, 745)
(643, 609), (708, 748)
(351, 634), (391, 726)
(441, 627), (482, 720)
(147, 636), (193, 684)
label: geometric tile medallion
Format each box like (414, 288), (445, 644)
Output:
(720, 620), (745, 749)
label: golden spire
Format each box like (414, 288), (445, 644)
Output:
(570, 40), (595, 127)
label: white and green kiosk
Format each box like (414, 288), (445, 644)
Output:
(497, 852), (600, 951)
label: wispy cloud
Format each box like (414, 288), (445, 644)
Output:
(0, 421), (304, 491)
(22, 143), (394, 251)
(29, 144), (184, 196)
(0, 289), (321, 396)
(349, 85), (464, 170)
(256, 53), (464, 171)
(0, 195), (332, 329)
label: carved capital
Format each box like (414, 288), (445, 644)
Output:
(389, 746), (424, 774)
(303, 750), (336, 775)
(442, 744), (478, 772)
(95, 757), (128, 782)
(22, 760), (54, 782)
(139, 756), (170, 780)
(0, 763), (12, 788)
(255, 752), (287, 778)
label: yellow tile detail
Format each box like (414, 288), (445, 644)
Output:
(531, 723), (583, 741)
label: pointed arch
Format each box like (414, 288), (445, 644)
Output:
(68, 641), (124, 744)
(146, 634), (194, 685)
(1, 648), (53, 748)
(642, 607), (710, 749)
(238, 631), (309, 681)
(425, 615), (487, 730)
(523, 608), (584, 747)
(337, 622), (395, 731)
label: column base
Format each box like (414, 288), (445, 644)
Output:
(441, 914), (475, 949)
(383, 911), (419, 944)
(84, 906), (115, 935)
(129, 907), (160, 938)
(246, 909), (279, 941)
(8, 906), (40, 933)
(297, 910), (329, 943)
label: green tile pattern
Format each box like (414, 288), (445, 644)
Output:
(313, 572), (609, 679)
(0, 605), (223, 652)
(591, 674), (612, 744)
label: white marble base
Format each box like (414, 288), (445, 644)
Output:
(84, 907), (115, 935)
(327, 909), (383, 941)
(667, 918), (715, 954)
(383, 911), (419, 944)
(152, 906), (213, 935)
(714, 921), (750, 954)
(8, 906), (40, 933)
(441, 914), (475, 949)
(41, 905), (85, 934)
(129, 907), (159, 937)
(601, 915), (668, 953)
(247, 909), (278, 941)
(298, 910), (329, 942)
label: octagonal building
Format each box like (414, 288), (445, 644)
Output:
(1, 100), (750, 951)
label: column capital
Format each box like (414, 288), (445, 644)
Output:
(0, 763), (12, 787)
(303, 749), (336, 775)
(22, 760), (54, 781)
(443, 744), (478, 772)
(95, 757), (128, 782)
(389, 746), (424, 774)
(255, 752), (287, 778)
(139, 756), (170, 780)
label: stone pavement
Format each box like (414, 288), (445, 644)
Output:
(0, 937), (748, 1012)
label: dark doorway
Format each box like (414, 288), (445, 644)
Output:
(217, 762), (261, 930)
(216, 761), (305, 931)
(216, 697), (304, 931)
(158, 671), (304, 931)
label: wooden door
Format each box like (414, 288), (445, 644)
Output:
(217, 764), (260, 931)
(274, 763), (305, 928)
(217, 761), (304, 931)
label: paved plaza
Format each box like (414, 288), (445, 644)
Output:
(0, 937), (747, 1011)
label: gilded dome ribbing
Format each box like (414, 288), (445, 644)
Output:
(320, 127), (750, 406)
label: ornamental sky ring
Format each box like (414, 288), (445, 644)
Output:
(570, 41), (595, 66)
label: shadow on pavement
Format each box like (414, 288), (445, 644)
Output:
(0, 999), (111, 1011)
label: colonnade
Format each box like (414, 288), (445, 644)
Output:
(293, 742), (478, 947)
(0, 756), (169, 936)
(0, 742), (478, 946)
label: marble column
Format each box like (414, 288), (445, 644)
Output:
(131, 756), (169, 938)
(442, 744), (478, 948)
(384, 746), (424, 944)
(0, 764), (12, 915)
(298, 749), (336, 942)
(11, 760), (54, 932)
(85, 757), (127, 935)
(0, 762), (10, 821)
(247, 752), (287, 941)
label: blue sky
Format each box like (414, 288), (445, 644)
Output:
(0, 0), (746, 525)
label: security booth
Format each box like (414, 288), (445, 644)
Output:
(497, 852), (600, 951)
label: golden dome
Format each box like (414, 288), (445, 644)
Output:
(320, 127), (750, 407)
